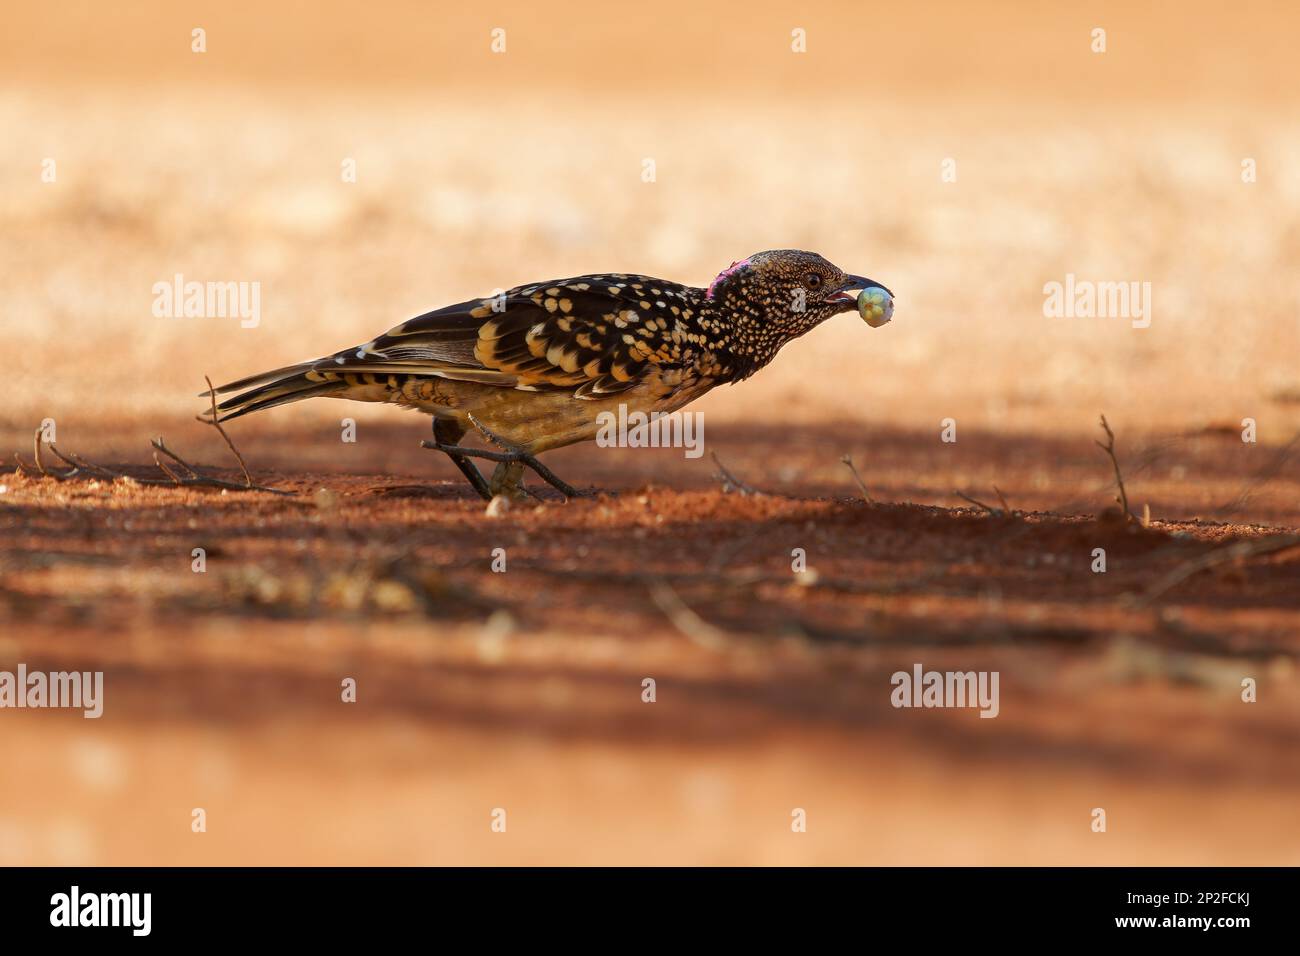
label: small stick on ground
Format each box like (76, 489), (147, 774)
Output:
(31, 427), (63, 478)
(840, 454), (875, 504)
(25, 436), (289, 494)
(1214, 431), (1300, 517)
(150, 439), (200, 479)
(48, 445), (136, 482)
(197, 375), (253, 487)
(711, 451), (763, 496)
(152, 451), (186, 484)
(21, 427), (101, 481)
(150, 437), (292, 494)
(1143, 533), (1300, 602)
(11, 386), (291, 495)
(993, 486), (1011, 513)
(649, 579), (729, 650)
(1095, 414), (1135, 522)
(149, 434), (284, 489)
(954, 490), (999, 514)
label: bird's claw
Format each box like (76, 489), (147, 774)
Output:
(466, 414), (581, 500)
(421, 435), (580, 501)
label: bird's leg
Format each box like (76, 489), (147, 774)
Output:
(466, 413), (580, 500)
(422, 419), (579, 500)
(428, 417), (492, 501)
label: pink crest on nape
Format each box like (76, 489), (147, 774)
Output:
(706, 258), (752, 300)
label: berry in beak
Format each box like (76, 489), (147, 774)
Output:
(829, 276), (895, 328)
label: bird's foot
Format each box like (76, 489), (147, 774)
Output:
(421, 414), (580, 501)
(468, 414), (580, 500)
(488, 461), (532, 502)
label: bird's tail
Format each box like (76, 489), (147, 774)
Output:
(200, 362), (346, 423)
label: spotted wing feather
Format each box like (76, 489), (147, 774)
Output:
(384, 275), (698, 397)
(209, 275), (700, 419)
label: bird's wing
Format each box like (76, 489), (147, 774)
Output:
(317, 276), (697, 399)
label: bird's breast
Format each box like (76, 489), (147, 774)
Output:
(424, 366), (717, 454)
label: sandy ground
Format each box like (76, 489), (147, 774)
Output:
(2, 1), (1299, 865)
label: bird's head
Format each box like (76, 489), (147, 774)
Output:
(704, 249), (893, 372)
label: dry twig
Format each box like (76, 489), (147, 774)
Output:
(711, 451), (763, 496)
(954, 490), (999, 514)
(649, 579), (729, 650)
(840, 454), (875, 504)
(196, 374), (253, 487)
(1143, 534), (1300, 602)
(1214, 431), (1300, 518)
(11, 378), (290, 495)
(1095, 414), (1134, 521)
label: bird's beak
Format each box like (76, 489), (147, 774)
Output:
(827, 275), (894, 304)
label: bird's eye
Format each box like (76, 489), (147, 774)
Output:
(805, 273), (822, 290)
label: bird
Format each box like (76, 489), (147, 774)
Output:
(206, 249), (893, 500)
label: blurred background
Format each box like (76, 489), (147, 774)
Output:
(1, 1), (1298, 864)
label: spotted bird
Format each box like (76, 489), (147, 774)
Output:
(207, 250), (894, 499)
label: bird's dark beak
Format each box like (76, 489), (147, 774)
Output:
(827, 275), (894, 304)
